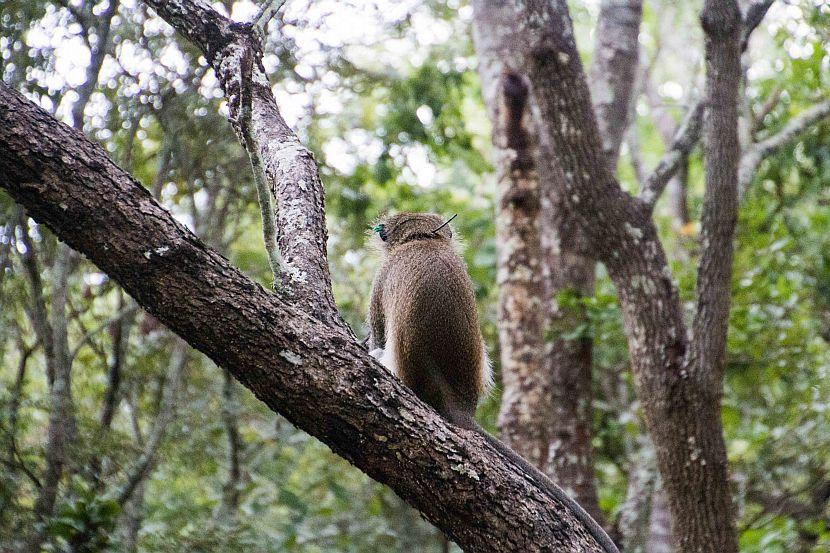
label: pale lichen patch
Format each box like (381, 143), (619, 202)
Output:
(451, 463), (480, 481)
(279, 350), (303, 365)
(624, 222), (644, 241)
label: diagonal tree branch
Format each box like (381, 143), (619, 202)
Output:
(739, 98), (830, 194)
(741, 0), (775, 53)
(143, 0), (345, 331)
(0, 80), (609, 553)
(638, 0), (775, 210)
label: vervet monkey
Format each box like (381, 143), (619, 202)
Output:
(368, 212), (618, 553)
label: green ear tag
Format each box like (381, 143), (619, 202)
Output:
(372, 224), (383, 233)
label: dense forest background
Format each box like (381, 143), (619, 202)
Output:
(1, 0), (828, 551)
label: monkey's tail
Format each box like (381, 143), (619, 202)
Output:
(458, 416), (619, 553)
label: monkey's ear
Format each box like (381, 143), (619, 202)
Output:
(431, 213), (457, 237)
(372, 224), (388, 241)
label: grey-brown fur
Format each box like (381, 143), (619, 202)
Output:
(367, 211), (619, 553)
(368, 212), (489, 423)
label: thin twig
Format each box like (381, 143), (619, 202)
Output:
(638, 100), (705, 209)
(117, 340), (188, 506)
(637, 0), (776, 210)
(751, 84), (782, 135)
(69, 304), (139, 362)
(237, 46), (284, 285)
(739, 98), (830, 194)
(252, 0), (287, 31)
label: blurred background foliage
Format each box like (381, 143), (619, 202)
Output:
(0, 0), (828, 551)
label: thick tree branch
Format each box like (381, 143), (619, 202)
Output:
(0, 82), (609, 553)
(739, 98), (830, 193)
(143, 0), (344, 331)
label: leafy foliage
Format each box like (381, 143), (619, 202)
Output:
(0, 0), (828, 551)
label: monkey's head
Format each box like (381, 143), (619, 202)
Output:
(371, 212), (455, 248)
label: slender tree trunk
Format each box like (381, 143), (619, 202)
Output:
(217, 368), (243, 520)
(89, 291), (137, 485)
(472, 10), (549, 467)
(647, 3), (743, 551)
(590, 0), (642, 168)
(543, 238), (599, 517)
(665, 161), (690, 228)
(116, 339), (188, 506)
(0, 339), (35, 526)
(543, 0), (642, 523)
(646, 487), (672, 553)
(616, 435), (657, 553)
(18, 220), (78, 553)
(121, 479), (146, 553)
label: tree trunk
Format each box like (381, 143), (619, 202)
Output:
(472, 1), (642, 528)
(590, 0), (642, 169)
(543, 242), (598, 519)
(18, 219), (78, 553)
(218, 368), (243, 521)
(474, 1), (742, 551)
(646, 488), (672, 553)
(471, 5), (549, 468)
(543, 0), (641, 523)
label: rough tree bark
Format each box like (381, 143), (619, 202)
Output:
(545, 0), (641, 524)
(141, 0), (345, 333)
(0, 56), (608, 553)
(472, 0), (642, 527)
(471, 5), (549, 469)
(473, 0), (745, 550)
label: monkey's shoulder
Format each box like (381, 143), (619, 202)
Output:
(382, 242), (473, 298)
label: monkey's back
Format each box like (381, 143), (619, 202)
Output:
(381, 240), (485, 419)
